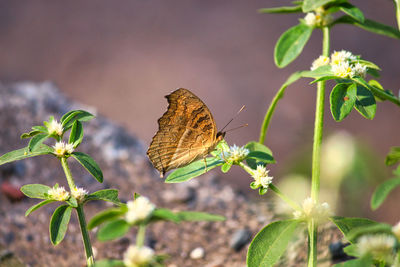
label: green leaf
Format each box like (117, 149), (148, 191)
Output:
(310, 75), (337, 84)
(71, 152), (103, 183)
(245, 142), (275, 169)
(302, 65), (333, 79)
(97, 219), (130, 241)
(28, 133), (49, 152)
(20, 184), (52, 199)
(21, 130), (41, 139)
(274, 23), (313, 68)
(85, 189), (120, 205)
(221, 162), (232, 173)
(333, 16), (400, 39)
(352, 59), (380, 70)
(258, 6), (302, 14)
(330, 216), (379, 243)
(88, 208), (125, 230)
(346, 223), (394, 242)
(342, 244), (359, 258)
(93, 260), (125, 267)
(151, 208), (181, 223)
(386, 147), (400, 166)
(302, 0), (336, 12)
(165, 157), (224, 183)
(371, 177), (400, 210)
(25, 199), (55, 216)
(61, 110), (94, 130)
(333, 256), (374, 267)
(330, 83), (357, 121)
(68, 120), (83, 148)
(0, 144), (53, 165)
(67, 197), (78, 208)
(338, 3), (364, 23)
(354, 85), (376, 120)
(49, 205), (72, 245)
(259, 187), (268, 195)
(176, 211), (225, 222)
(247, 219), (300, 267)
(32, 125), (48, 132)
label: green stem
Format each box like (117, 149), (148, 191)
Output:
(60, 157), (94, 266)
(395, 0), (400, 30)
(136, 224), (147, 247)
(308, 26), (330, 267)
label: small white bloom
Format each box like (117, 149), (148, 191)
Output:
(123, 245), (154, 267)
(350, 62), (367, 78)
(251, 165), (273, 189)
(331, 50), (356, 65)
(47, 119), (63, 136)
(48, 186), (70, 201)
(304, 12), (317, 27)
(71, 187), (88, 203)
(392, 222), (400, 240)
(125, 197), (155, 224)
(53, 141), (74, 157)
(293, 197), (332, 224)
(311, 55), (330, 71)
(332, 61), (352, 78)
(224, 145), (249, 163)
(357, 234), (396, 263)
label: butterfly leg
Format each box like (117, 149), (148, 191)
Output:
(203, 156), (208, 172)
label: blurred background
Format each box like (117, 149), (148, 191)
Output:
(0, 1), (399, 222)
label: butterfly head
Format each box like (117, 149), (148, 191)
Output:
(216, 131), (226, 142)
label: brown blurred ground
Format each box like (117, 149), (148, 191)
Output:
(0, 1), (399, 220)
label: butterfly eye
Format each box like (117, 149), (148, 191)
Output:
(216, 132), (226, 139)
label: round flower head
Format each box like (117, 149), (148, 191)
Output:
(123, 245), (155, 267)
(304, 12), (318, 27)
(251, 165), (273, 189)
(311, 55), (330, 71)
(330, 50), (356, 66)
(350, 62), (367, 78)
(125, 197), (155, 224)
(48, 186), (70, 201)
(47, 119), (63, 136)
(357, 234), (396, 263)
(332, 61), (352, 78)
(53, 141), (74, 157)
(71, 187), (88, 203)
(293, 197), (332, 224)
(224, 145), (249, 163)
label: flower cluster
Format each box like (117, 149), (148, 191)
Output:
(311, 50), (368, 78)
(123, 245), (155, 267)
(223, 145), (249, 163)
(304, 7), (332, 27)
(53, 141), (74, 157)
(48, 186), (70, 201)
(71, 187), (88, 203)
(357, 234), (396, 263)
(293, 197), (332, 224)
(250, 165), (273, 191)
(47, 119), (63, 136)
(125, 197), (155, 224)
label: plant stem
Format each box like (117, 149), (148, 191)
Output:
(308, 26), (330, 267)
(136, 224), (147, 247)
(60, 157), (94, 266)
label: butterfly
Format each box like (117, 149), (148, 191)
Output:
(147, 88), (225, 178)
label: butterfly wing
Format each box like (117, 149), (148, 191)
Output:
(147, 88), (218, 177)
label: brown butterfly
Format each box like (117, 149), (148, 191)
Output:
(147, 88), (225, 178)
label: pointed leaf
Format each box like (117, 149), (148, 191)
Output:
(49, 205), (72, 245)
(371, 177), (400, 210)
(150, 208), (181, 223)
(21, 130), (41, 139)
(61, 110), (94, 130)
(333, 256), (374, 267)
(0, 145), (53, 165)
(69, 120), (84, 148)
(176, 211), (225, 222)
(97, 219), (130, 241)
(221, 162), (232, 173)
(247, 219), (300, 267)
(93, 260), (125, 267)
(88, 208), (125, 230)
(386, 147), (400, 166)
(339, 3), (364, 23)
(85, 189), (120, 205)
(25, 199), (55, 216)
(330, 83), (357, 121)
(274, 23), (313, 68)
(330, 216), (379, 243)
(71, 152), (103, 183)
(354, 85), (376, 120)
(245, 142), (275, 169)
(20, 184), (52, 199)
(28, 133), (49, 152)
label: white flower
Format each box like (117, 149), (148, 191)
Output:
(331, 50), (356, 65)
(311, 55), (330, 71)
(350, 62), (367, 78)
(357, 234), (396, 263)
(392, 222), (400, 240)
(71, 187), (88, 203)
(47, 119), (63, 136)
(125, 197), (155, 224)
(293, 197), (332, 224)
(332, 61), (352, 78)
(53, 141), (74, 157)
(223, 145), (249, 163)
(251, 165), (273, 189)
(304, 12), (318, 27)
(48, 186), (70, 201)
(123, 245), (154, 267)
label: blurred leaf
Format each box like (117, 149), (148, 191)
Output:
(97, 219), (130, 241)
(346, 223), (394, 242)
(50, 205), (72, 245)
(69, 120), (83, 148)
(352, 59), (380, 70)
(0, 145), (53, 166)
(274, 23), (313, 68)
(93, 260), (125, 267)
(151, 208), (181, 223)
(176, 211), (225, 222)
(71, 152), (103, 183)
(330, 216), (379, 243)
(88, 208), (125, 230)
(302, 0), (336, 12)
(221, 162), (232, 173)
(20, 184), (51, 199)
(330, 83), (357, 121)
(258, 6), (302, 14)
(371, 177), (400, 210)
(333, 256), (374, 267)
(25, 199), (55, 216)
(386, 147), (400, 166)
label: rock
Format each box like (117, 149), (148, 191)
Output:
(190, 247), (205, 259)
(0, 181), (25, 202)
(229, 228), (252, 251)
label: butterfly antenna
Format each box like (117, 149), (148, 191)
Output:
(225, 123), (248, 133)
(220, 105), (245, 133)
